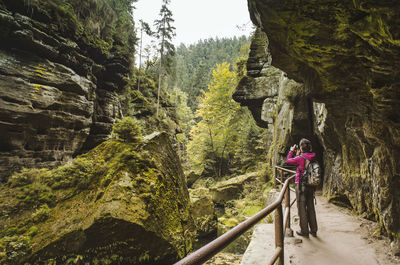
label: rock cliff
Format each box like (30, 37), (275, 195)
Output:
(0, 131), (194, 264)
(236, 0), (400, 250)
(0, 0), (133, 180)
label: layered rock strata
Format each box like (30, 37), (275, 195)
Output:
(0, 2), (129, 180)
(236, 0), (400, 247)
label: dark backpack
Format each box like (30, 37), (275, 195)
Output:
(300, 155), (321, 187)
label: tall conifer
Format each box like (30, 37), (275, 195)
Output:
(154, 0), (176, 117)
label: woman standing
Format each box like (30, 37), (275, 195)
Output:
(286, 138), (318, 238)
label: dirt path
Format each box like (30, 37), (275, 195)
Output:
(285, 192), (399, 265)
(240, 190), (399, 265)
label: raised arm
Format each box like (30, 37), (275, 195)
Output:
(286, 150), (298, 165)
(286, 144), (299, 165)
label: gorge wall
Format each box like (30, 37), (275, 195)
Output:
(235, 0), (400, 250)
(0, 0), (133, 180)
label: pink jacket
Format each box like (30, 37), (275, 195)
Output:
(286, 151), (316, 184)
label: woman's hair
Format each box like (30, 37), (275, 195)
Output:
(300, 138), (312, 152)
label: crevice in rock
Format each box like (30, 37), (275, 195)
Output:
(328, 194), (353, 210)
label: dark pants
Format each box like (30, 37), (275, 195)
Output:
(296, 184), (318, 235)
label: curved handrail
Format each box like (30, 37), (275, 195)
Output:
(174, 169), (295, 265)
(274, 166), (296, 174)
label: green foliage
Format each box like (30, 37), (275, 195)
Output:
(112, 117), (143, 143)
(188, 63), (241, 177)
(119, 67), (181, 138)
(232, 111), (267, 172)
(154, 0), (176, 71)
(175, 36), (250, 109)
(187, 42), (267, 178)
(170, 87), (194, 133)
(169, 87), (194, 163)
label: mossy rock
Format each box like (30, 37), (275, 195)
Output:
(210, 173), (260, 204)
(191, 196), (218, 238)
(0, 132), (194, 265)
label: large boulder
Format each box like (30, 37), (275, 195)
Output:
(0, 132), (195, 264)
(210, 172), (260, 205)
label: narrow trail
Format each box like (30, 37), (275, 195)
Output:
(242, 191), (399, 265)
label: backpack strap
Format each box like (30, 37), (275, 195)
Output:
(300, 155), (310, 173)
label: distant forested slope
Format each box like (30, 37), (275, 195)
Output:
(175, 36), (250, 109)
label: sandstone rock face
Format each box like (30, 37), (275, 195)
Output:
(239, 0), (400, 243)
(0, 133), (194, 264)
(234, 29), (323, 175)
(0, 3), (127, 180)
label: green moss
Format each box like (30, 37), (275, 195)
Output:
(32, 204), (50, 223)
(15, 182), (56, 207)
(241, 205), (263, 217)
(0, 235), (31, 264)
(218, 217), (239, 229)
(4, 227), (18, 237)
(1, 132), (194, 263)
(27, 226), (38, 237)
(8, 168), (50, 188)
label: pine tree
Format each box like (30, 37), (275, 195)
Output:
(154, 0), (176, 117)
(137, 19), (153, 91)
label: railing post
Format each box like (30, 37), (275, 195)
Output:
(274, 204), (284, 265)
(279, 170), (284, 189)
(274, 167), (277, 189)
(284, 184), (293, 237)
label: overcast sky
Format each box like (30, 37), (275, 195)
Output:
(133, 0), (254, 46)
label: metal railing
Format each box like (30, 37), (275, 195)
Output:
(174, 166), (296, 265)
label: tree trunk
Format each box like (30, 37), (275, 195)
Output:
(218, 141), (228, 178)
(137, 27), (143, 91)
(157, 18), (165, 118)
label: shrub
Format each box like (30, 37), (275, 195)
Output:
(112, 117), (143, 143)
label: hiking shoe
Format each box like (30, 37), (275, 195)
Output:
(296, 231), (309, 238)
(310, 232), (317, 237)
